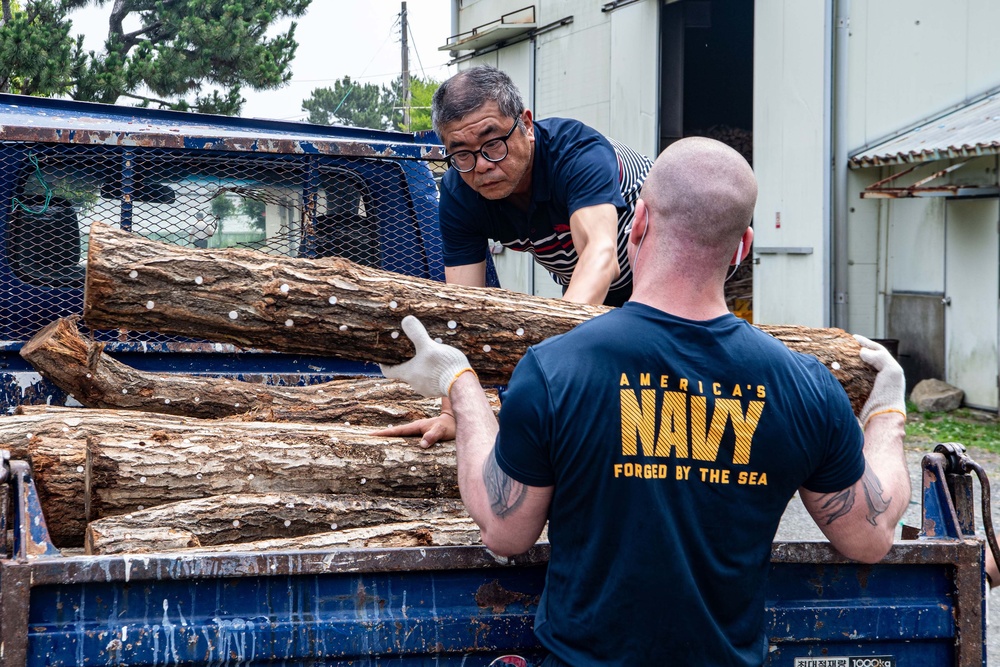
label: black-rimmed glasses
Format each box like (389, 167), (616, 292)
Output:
(444, 119), (519, 173)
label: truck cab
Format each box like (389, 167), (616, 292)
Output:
(0, 93), (448, 410)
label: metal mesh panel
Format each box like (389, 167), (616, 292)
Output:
(0, 143), (443, 344)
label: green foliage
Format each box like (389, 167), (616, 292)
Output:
(210, 195), (236, 220)
(392, 77), (441, 132)
(2, 0), (311, 115)
(240, 197), (266, 231)
(303, 75), (439, 131)
(0, 0), (74, 95)
(905, 401), (1000, 454)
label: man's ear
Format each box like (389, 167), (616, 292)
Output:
(741, 226), (754, 261)
(731, 227), (754, 266)
(521, 109), (534, 137)
(631, 199), (648, 242)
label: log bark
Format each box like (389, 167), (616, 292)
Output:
(85, 494), (470, 555)
(82, 222), (874, 413)
(20, 317), (447, 423)
(0, 408), (457, 545)
(179, 518), (483, 554)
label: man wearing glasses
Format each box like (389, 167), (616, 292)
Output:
(433, 65), (652, 308)
(374, 66), (652, 448)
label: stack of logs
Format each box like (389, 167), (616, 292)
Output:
(4, 223), (874, 556)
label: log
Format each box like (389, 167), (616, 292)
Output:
(82, 222), (874, 413)
(88, 527), (202, 553)
(20, 317), (445, 423)
(21, 437), (88, 547)
(0, 408), (457, 545)
(85, 493), (470, 555)
(179, 518), (484, 554)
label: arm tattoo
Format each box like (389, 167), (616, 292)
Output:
(816, 463), (892, 527)
(819, 488), (855, 525)
(482, 448), (528, 518)
(861, 463), (892, 526)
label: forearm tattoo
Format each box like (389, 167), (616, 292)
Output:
(483, 448), (527, 518)
(817, 463), (892, 527)
(861, 464), (892, 526)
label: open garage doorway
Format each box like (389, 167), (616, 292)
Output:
(660, 0), (755, 318)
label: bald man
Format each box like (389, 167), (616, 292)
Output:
(381, 137), (911, 666)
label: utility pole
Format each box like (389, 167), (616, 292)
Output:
(400, 1), (411, 132)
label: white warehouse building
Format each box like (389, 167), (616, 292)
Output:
(440, 0), (1000, 410)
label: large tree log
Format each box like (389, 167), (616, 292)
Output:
(83, 223), (876, 413)
(0, 408), (457, 546)
(85, 494), (470, 555)
(20, 317), (445, 423)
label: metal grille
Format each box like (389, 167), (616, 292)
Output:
(0, 143), (444, 344)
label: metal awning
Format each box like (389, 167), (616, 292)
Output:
(850, 90), (1000, 198)
(439, 6), (536, 52)
(851, 91), (1000, 168)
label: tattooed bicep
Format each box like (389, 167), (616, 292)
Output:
(816, 487), (855, 525)
(483, 447), (528, 518)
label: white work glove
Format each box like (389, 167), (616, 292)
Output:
(854, 334), (907, 428)
(380, 316), (475, 398)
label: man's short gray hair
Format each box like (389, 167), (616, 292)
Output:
(432, 65), (525, 136)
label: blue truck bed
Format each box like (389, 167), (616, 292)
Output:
(0, 449), (987, 666)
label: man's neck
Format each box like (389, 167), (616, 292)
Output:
(631, 274), (731, 321)
(506, 191), (532, 211)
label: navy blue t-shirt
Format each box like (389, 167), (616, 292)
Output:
(439, 117), (652, 293)
(495, 303), (865, 666)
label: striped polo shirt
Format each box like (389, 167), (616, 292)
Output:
(439, 117), (653, 295)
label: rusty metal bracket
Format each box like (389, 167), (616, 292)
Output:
(861, 159), (1000, 199)
(9, 459), (60, 561)
(934, 442), (1000, 585)
(919, 449), (967, 539)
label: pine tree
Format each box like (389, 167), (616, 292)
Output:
(301, 76), (393, 129)
(1, 0), (312, 115)
(0, 0), (74, 95)
(302, 75), (439, 132)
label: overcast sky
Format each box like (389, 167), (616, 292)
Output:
(67, 1), (456, 121)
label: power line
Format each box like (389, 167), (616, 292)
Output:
(407, 20), (427, 79)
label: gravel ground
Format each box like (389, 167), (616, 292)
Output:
(775, 436), (1000, 663)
